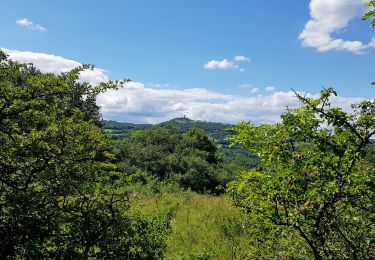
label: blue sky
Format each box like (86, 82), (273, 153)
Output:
(1, 0), (374, 123)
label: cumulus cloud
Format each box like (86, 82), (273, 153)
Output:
(234, 55), (250, 62)
(16, 18), (47, 31)
(369, 38), (375, 47)
(204, 59), (238, 70)
(204, 56), (250, 71)
(2, 48), (108, 85)
(2, 48), (368, 124)
(238, 84), (259, 93)
(16, 18), (33, 26)
(250, 87), (259, 93)
(265, 86), (276, 92)
(79, 68), (109, 86)
(299, 0), (373, 54)
(97, 84), (365, 124)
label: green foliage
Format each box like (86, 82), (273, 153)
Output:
(363, 1), (375, 28)
(103, 117), (258, 169)
(0, 51), (170, 259)
(159, 117), (233, 144)
(114, 126), (181, 179)
(103, 117), (233, 143)
(229, 88), (375, 259)
(365, 141), (375, 167)
(131, 190), (254, 260)
(111, 126), (232, 194)
(103, 120), (151, 139)
(177, 128), (219, 163)
(363, 1), (375, 85)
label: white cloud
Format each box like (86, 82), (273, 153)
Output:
(204, 56), (248, 71)
(16, 18), (33, 26)
(299, 0), (373, 54)
(250, 88), (259, 93)
(234, 55), (250, 62)
(369, 38), (375, 47)
(4, 48), (79, 73)
(1, 48), (108, 85)
(204, 59), (238, 70)
(79, 68), (109, 86)
(238, 84), (259, 93)
(2, 48), (368, 124)
(265, 86), (276, 92)
(97, 85), (365, 124)
(34, 24), (47, 31)
(16, 18), (47, 31)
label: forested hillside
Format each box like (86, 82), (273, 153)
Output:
(104, 117), (258, 168)
(103, 120), (151, 139)
(103, 117), (233, 142)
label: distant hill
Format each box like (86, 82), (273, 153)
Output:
(103, 117), (235, 143)
(103, 117), (258, 167)
(159, 117), (236, 145)
(103, 120), (151, 139)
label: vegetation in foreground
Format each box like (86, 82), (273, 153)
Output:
(1, 55), (374, 259)
(0, 52), (170, 259)
(125, 179), (309, 259)
(0, 3), (374, 259)
(229, 88), (375, 259)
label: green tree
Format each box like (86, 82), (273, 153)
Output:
(363, 0), (375, 85)
(229, 89), (375, 259)
(177, 128), (219, 164)
(112, 127), (227, 193)
(172, 128), (222, 193)
(0, 51), (170, 258)
(363, 0), (375, 28)
(112, 126), (181, 179)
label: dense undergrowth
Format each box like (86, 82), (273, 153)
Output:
(123, 178), (311, 259)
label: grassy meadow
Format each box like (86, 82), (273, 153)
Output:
(126, 179), (308, 260)
(130, 190), (251, 259)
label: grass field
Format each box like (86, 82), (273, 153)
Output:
(130, 187), (255, 260)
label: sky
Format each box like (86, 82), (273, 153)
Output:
(1, 0), (374, 124)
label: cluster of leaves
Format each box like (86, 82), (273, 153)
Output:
(0, 51), (171, 259)
(363, 0), (375, 28)
(110, 126), (246, 194)
(363, 0), (375, 86)
(228, 88), (375, 259)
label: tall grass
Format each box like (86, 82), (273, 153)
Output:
(129, 184), (254, 259)
(125, 174), (310, 259)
